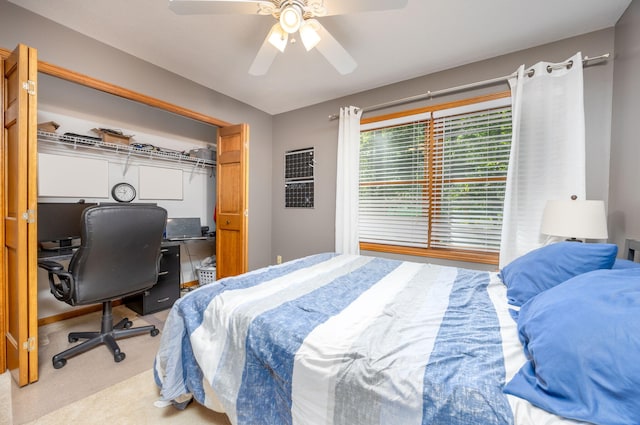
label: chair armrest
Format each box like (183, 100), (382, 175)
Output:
(38, 260), (65, 272)
(38, 260), (75, 303)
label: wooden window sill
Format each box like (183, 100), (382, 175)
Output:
(360, 242), (499, 265)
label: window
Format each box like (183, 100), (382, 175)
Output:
(358, 92), (511, 264)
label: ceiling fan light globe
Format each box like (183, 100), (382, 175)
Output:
(267, 23), (288, 52)
(279, 4), (303, 33)
(300, 19), (321, 51)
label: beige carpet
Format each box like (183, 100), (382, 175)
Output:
(1, 371), (13, 424)
(24, 368), (231, 425)
(11, 305), (202, 424)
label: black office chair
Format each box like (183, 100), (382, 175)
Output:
(38, 204), (168, 369)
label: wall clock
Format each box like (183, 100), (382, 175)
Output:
(111, 182), (136, 203)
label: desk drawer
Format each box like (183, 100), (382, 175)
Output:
(125, 244), (180, 315)
(142, 278), (179, 312)
(157, 267), (179, 283)
(125, 275), (179, 315)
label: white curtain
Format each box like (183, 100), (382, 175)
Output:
(335, 106), (363, 254)
(499, 52), (586, 268)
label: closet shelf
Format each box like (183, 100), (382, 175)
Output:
(37, 130), (216, 169)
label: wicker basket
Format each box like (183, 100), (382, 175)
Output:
(197, 266), (217, 285)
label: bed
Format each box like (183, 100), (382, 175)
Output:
(154, 244), (640, 425)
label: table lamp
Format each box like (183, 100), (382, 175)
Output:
(540, 196), (608, 242)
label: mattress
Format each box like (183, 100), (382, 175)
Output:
(154, 253), (591, 425)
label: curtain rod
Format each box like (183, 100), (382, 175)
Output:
(328, 53), (610, 121)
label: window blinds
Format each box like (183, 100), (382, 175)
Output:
(430, 106), (512, 252)
(359, 120), (430, 248)
(359, 97), (511, 254)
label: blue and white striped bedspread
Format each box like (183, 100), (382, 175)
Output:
(154, 253), (514, 425)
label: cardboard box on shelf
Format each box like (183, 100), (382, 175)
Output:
(189, 148), (215, 161)
(91, 128), (133, 146)
(37, 121), (60, 132)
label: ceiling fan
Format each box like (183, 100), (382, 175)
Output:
(168, 0), (409, 76)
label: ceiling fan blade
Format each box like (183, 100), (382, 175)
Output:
(321, 0), (408, 16)
(313, 21), (357, 75)
(168, 0), (264, 15)
(248, 29), (280, 76)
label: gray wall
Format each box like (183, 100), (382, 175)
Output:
(3, 0), (629, 269)
(609, 0), (640, 256)
(272, 29), (617, 267)
(0, 0), (273, 271)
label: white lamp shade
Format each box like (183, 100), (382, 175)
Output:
(540, 199), (608, 239)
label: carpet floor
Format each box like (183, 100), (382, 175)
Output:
(1, 371), (12, 424)
(11, 304), (230, 425)
(23, 369), (230, 425)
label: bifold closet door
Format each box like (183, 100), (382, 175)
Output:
(216, 124), (249, 279)
(2, 43), (39, 386)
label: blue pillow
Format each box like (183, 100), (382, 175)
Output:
(499, 242), (617, 310)
(612, 258), (640, 269)
(504, 268), (640, 424)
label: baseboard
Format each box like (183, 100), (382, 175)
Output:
(37, 300), (124, 327)
(182, 279), (199, 288)
(37, 280), (199, 327)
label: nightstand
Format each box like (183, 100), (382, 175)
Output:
(625, 239), (640, 262)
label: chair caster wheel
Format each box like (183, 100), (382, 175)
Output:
(69, 336), (78, 343)
(53, 358), (67, 369)
(124, 320), (133, 329)
(114, 352), (126, 362)
(150, 328), (160, 337)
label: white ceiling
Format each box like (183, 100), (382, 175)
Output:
(9, 0), (631, 115)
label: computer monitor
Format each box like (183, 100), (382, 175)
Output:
(165, 217), (203, 240)
(37, 202), (98, 251)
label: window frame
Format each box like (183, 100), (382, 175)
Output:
(358, 91), (511, 265)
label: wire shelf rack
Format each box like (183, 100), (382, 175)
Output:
(37, 130), (216, 169)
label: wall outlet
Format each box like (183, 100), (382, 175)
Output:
(276, 255), (282, 265)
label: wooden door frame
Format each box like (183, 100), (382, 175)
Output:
(0, 53), (5, 375)
(0, 48), (232, 129)
(0, 45), (247, 376)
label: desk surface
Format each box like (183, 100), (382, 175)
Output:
(38, 248), (76, 261)
(163, 236), (215, 243)
(38, 240), (186, 262)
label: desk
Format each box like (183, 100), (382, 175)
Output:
(37, 239), (188, 260)
(163, 236), (215, 285)
(38, 248), (76, 261)
(39, 242), (182, 316)
(163, 235), (215, 244)
(124, 243), (181, 315)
